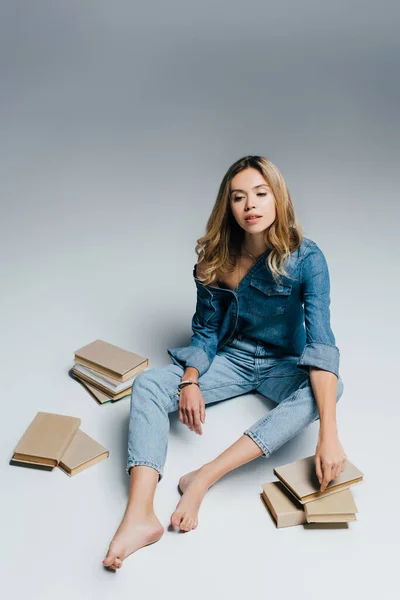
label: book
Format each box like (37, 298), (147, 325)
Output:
(69, 369), (112, 404)
(261, 481), (358, 528)
(73, 363), (134, 392)
(11, 412), (81, 469)
(273, 455), (364, 504)
(69, 369), (131, 405)
(58, 429), (109, 476)
(261, 481), (307, 528)
(304, 488), (358, 523)
(9, 459), (55, 471)
(71, 368), (132, 400)
(74, 339), (148, 382)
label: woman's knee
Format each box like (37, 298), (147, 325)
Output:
(130, 366), (179, 410)
(132, 368), (165, 395)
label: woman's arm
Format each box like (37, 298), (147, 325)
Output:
(167, 261), (222, 378)
(310, 367), (346, 492)
(297, 241), (340, 378)
(310, 367), (338, 434)
(298, 242), (346, 491)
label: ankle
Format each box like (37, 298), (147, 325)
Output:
(198, 463), (219, 487)
(123, 504), (157, 521)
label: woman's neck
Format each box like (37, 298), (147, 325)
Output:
(242, 234), (270, 259)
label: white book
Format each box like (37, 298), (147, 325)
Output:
(73, 363), (135, 392)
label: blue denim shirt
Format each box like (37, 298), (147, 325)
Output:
(167, 237), (340, 379)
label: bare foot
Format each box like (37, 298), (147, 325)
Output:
(170, 467), (213, 532)
(103, 513), (164, 571)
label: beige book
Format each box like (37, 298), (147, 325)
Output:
(261, 481), (307, 528)
(69, 370), (112, 404)
(58, 429), (109, 476)
(73, 363), (130, 386)
(304, 488), (358, 523)
(11, 412), (81, 468)
(273, 455), (364, 504)
(74, 339), (148, 382)
(72, 363), (134, 393)
(77, 377), (131, 405)
(72, 368), (132, 400)
(9, 458), (55, 471)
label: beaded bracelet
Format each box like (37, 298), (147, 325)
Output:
(177, 379), (200, 395)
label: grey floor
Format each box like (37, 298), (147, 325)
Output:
(1, 2), (399, 599)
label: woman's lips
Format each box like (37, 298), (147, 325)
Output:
(244, 216), (262, 224)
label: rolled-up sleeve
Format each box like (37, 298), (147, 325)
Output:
(297, 242), (340, 378)
(167, 266), (221, 377)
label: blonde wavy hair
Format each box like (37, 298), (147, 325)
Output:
(195, 155), (303, 285)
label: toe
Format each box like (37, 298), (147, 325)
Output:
(180, 515), (191, 531)
(103, 550), (118, 567)
(171, 511), (184, 527)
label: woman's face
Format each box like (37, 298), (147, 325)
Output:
(229, 167), (276, 233)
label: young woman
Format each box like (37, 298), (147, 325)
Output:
(103, 155), (347, 571)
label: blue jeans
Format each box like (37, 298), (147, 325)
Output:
(126, 334), (344, 482)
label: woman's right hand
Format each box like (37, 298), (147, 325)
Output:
(178, 384), (206, 435)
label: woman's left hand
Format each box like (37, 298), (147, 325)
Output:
(315, 432), (347, 492)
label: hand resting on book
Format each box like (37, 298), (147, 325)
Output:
(315, 433), (347, 492)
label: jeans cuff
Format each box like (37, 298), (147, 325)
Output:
(126, 460), (163, 482)
(243, 430), (271, 458)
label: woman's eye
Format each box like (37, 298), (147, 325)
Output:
(232, 192), (266, 201)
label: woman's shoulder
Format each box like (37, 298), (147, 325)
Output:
(298, 236), (328, 257)
(299, 236), (315, 251)
(299, 237), (331, 284)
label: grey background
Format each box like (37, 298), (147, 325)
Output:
(1, 1), (399, 598)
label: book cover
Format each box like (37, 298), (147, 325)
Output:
(12, 412), (81, 468)
(74, 339), (148, 382)
(58, 429), (109, 476)
(261, 481), (307, 528)
(304, 488), (358, 523)
(69, 369), (112, 404)
(69, 368), (131, 404)
(9, 459), (55, 471)
(80, 377), (131, 404)
(273, 455), (364, 504)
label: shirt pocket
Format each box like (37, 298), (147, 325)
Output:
(248, 278), (292, 318)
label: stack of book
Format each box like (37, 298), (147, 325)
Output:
(70, 339), (148, 405)
(10, 411), (109, 476)
(261, 455), (364, 527)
